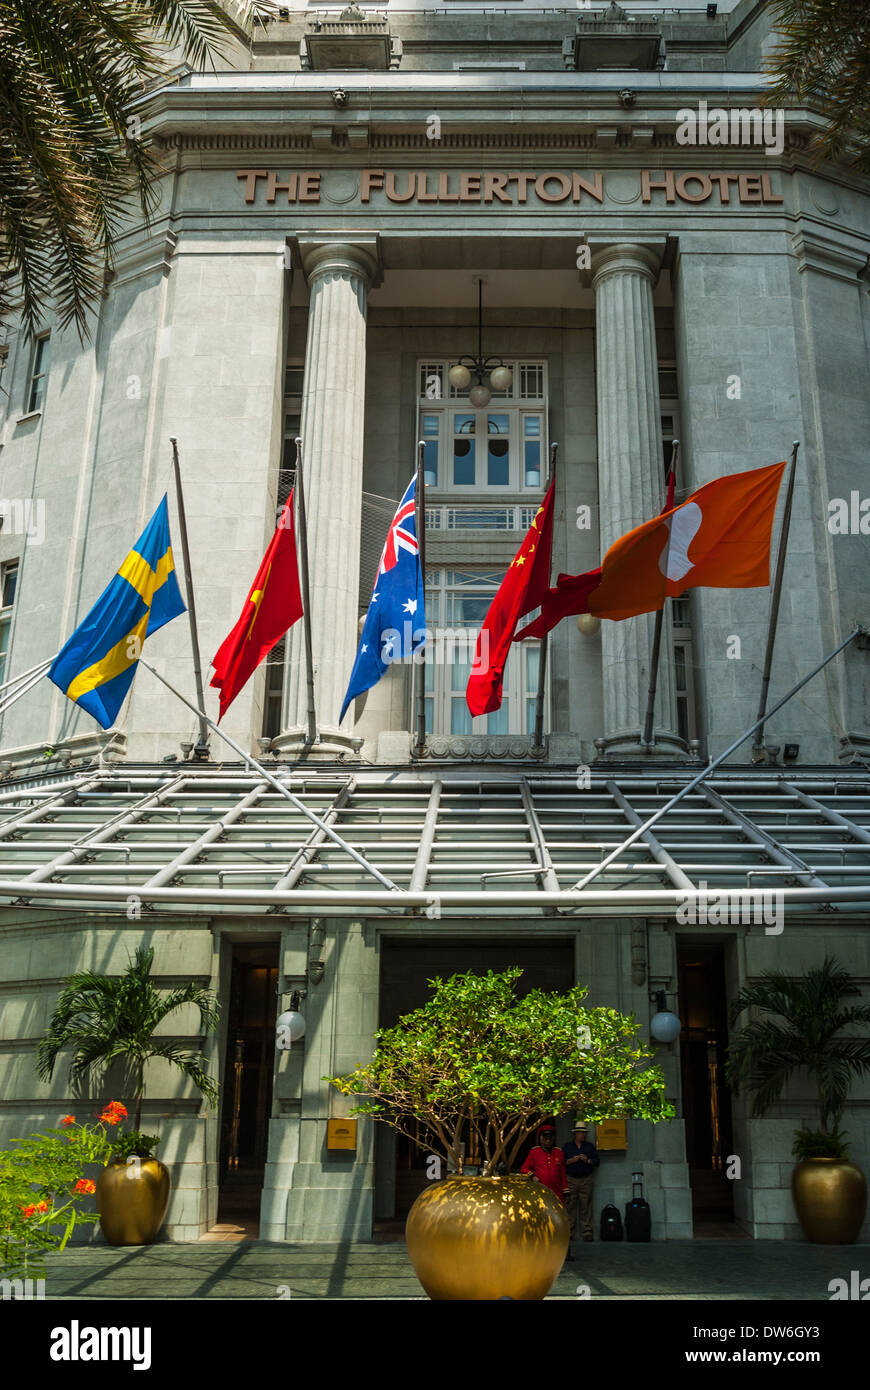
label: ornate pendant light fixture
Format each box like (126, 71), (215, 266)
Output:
(447, 278), (513, 408)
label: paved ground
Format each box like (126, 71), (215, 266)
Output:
(40, 1239), (870, 1300)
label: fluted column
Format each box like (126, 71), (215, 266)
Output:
(591, 242), (681, 753)
(278, 236), (379, 755)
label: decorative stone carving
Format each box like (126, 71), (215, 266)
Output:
(301, 10), (402, 71)
(566, 4), (664, 72)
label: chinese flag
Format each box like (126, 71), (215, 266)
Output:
(210, 495), (303, 720)
(517, 461), (784, 638)
(466, 479), (555, 716)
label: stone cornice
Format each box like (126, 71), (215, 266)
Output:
(791, 228), (870, 285)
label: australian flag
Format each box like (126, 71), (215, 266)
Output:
(339, 475), (425, 723)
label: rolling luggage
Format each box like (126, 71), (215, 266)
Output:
(599, 1203), (623, 1241)
(624, 1173), (651, 1242)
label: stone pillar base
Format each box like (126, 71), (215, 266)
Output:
(593, 731), (696, 760)
(271, 725), (362, 760)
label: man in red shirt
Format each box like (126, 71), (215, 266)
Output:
(520, 1125), (568, 1203)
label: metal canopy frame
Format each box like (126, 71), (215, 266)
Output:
(0, 765), (869, 918)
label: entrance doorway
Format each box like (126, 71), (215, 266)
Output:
(217, 940), (279, 1235)
(677, 942), (739, 1236)
(375, 937), (574, 1231)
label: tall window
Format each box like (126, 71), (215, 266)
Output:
(660, 375), (699, 744)
(262, 359), (304, 740)
(418, 360), (549, 739)
(0, 560), (19, 687)
(27, 335), (50, 413)
(421, 571), (544, 739)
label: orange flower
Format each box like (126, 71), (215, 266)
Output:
(21, 1204), (37, 1217)
(60, 1115), (75, 1127)
(74, 1178), (96, 1195)
(35, 1200), (50, 1213)
(98, 1101), (127, 1125)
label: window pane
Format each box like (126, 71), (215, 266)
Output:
(285, 364), (304, 396)
(487, 414), (510, 487)
(0, 617), (9, 686)
(519, 363), (544, 399)
(453, 413), (476, 486)
(487, 701), (508, 736)
(420, 364), (444, 400)
(2, 565), (18, 608)
(451, 698), (472, 735)
(423, 439), (439, 488)
(674, 644), (687, 692)
(525, 644), (539, 690)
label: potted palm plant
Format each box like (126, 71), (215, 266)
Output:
(36, 946), (220, 1246)
(726, 956), (870, 1243)
(328, 968), (674, 1300)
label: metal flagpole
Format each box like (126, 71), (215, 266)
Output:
(752, 440), (800, 760)
(641, 439), (679, 748)
(413, 439), (427, 757)
(140, 658), (399, 891)
(571, 625), (865, 894)
(294, 438), (317, 746)
(170, 439), (210, 757)
(0, 658), (52, 696)
(0, 663), (53, 718)
(532, 441), (558, 753)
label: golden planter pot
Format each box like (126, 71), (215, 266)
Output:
(405, 1174), (570, 1301)
(96, 1158), (171, 1247)
(791, 1158), (867, 1244)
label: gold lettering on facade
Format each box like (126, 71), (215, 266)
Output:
(237, 167), (782, 207)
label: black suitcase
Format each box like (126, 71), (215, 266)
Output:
(600, 1203), (623, 1241)
(624, 1174), (651, 1242)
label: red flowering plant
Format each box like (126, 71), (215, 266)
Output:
(0, 1101), (157, 1280)
(0, 1109), (111, 1281)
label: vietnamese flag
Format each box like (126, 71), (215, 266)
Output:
(517, 461), (785, 639)
(466, 478), (555, 716)
(210, 494), (303, 720)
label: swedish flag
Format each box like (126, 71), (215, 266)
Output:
(49, 496), (186, 729)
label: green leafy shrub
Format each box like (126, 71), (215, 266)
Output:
(792, 1126), (851, 1161)
(328, 968), (674, 1175)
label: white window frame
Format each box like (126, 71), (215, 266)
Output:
(0, 559), (19, 688)
(418, 358), (548, 498)
(26, 335), (49, 414)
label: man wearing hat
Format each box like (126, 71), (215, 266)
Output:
(563, 1122), (600, 1241)
(520, 1124), (568, 1203)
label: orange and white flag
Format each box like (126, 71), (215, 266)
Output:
(589, 461), (787, 622)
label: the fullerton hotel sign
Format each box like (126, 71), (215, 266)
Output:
(237, 168), (783, 207)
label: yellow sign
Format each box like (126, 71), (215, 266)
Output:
(596, 1118), (627, 1151)
(327, 1118), (357, 1151)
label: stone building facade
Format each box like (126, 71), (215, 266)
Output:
(0, 0), (868, 1244)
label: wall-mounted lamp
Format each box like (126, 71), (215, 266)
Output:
(276, 987), (307, 1050)
(649, 989), (682, 1044)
